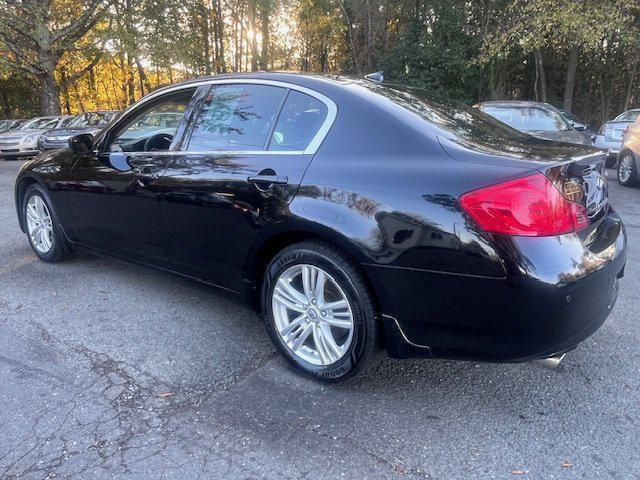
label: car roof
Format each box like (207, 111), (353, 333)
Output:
(147, 72), (350, 97)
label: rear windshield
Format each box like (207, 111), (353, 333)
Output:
(481, 106), (570, 132)
(614, 110), (640, 122)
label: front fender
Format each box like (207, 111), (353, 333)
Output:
(14, 150), (77, 233)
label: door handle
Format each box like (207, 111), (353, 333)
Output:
(247, 174), (288, 185)
(134, 165), (160, 181)
(247, 174), (289, 190)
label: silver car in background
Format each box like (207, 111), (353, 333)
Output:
(594, 108), (640, 165)
(0, 119), (26, 134)
(38, 110), (120, 151)
(0, 116), (72, 160)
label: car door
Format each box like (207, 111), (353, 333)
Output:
(160, 81), (335, 291)
(65, 86), (203, 264)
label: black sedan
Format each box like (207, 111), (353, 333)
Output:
(14, 73), (626, 381)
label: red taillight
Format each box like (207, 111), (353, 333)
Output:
(459, 174), (588, 236)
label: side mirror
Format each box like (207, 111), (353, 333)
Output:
(69, 133), (94, 153)
(574, 124), (587, 132)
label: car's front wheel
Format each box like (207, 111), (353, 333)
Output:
(618, 151), (638, 187)
(261, 241), (380, 382)
(22, 184), (71, 262)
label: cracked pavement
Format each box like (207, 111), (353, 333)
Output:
(1, 159), (639, 479)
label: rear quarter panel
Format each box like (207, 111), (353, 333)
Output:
(274, 87), (537, 307)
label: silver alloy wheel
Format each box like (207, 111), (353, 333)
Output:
(26, 195), (54, 254)
(272, 264), (354, 366)
(619, 154), (634, 183)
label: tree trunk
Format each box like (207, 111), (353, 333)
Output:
(489, 61), (507, 100)
(563, 46), (579, 112)
(200, 0), (212, 75)
(214, 0), (226, 72)
(249, 1), (259, 71)
(534, 48), (547, 103)
(624, 53), (639, 110)
(38, 72), (62, 115)
(89, 66), (97, 104)
(0, 89), (11, 118)
(342, 8), (361, 73)
(135, 58), (152, 95)
(60, 67), (72, 114)
(126, 53), (136, 105)
(259, 0), (270, 70)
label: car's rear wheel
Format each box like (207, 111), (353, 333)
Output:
(23, 184), (71, 262)
(618, 152), (638, 187)
(261, 241), (380, 382)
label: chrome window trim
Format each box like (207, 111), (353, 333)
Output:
(113, 78), (337, 156)
(124, 149), (309, 157)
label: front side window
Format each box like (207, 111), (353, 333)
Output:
(108, 89), (195, 153)
(269, 90), (328, 151)
(188, 84), (286, 151)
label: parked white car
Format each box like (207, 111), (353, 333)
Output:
(594, 109), (640, 166)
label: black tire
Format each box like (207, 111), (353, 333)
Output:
(617, 151), (638, 187)
(605, 156), (618, 168)
(261, 240), (380, 382)
(22, 184), (72, 262)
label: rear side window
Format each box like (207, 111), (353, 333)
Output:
(269, 91), (328, 151)
(188, 84), (286, 151)
(615, 110), (640, 122)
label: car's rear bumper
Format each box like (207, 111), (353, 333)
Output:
(367, 208), (627, 361)
(594, 135), (621, 156)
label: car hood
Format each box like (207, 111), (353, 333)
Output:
(524, 130), (592, 146)
(43, 126), (104, 139)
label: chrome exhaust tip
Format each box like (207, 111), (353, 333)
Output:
(536, 353), (566, 370)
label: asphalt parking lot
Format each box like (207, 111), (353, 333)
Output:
(0, 159), (638, 480)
